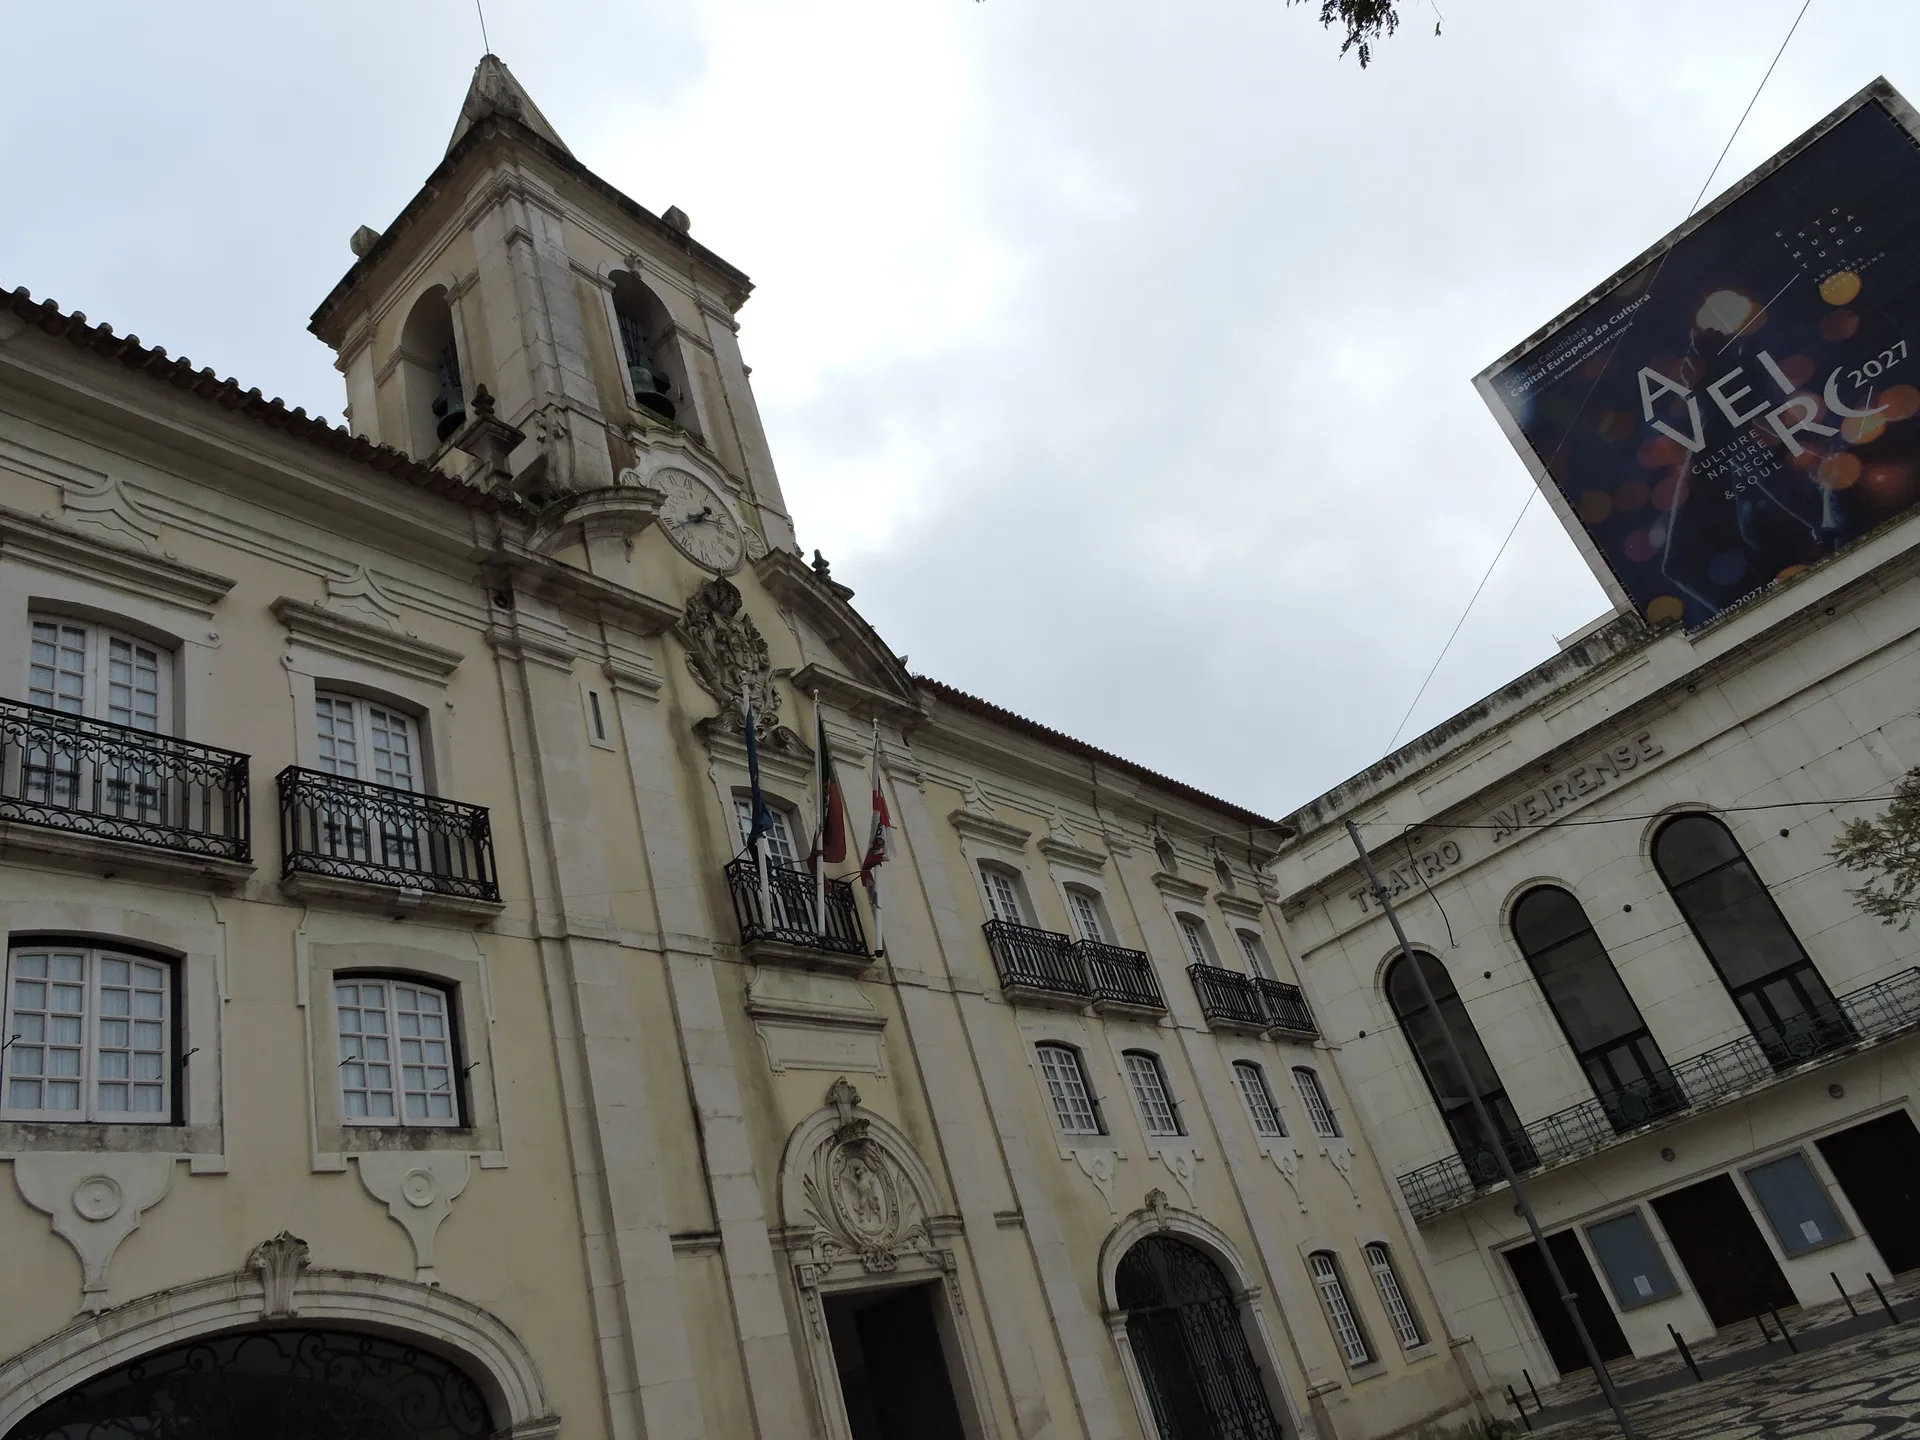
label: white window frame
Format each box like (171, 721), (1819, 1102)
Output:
(26, 614), (174, 733)
(1235, 928), (1277, 980)
(1233, 1060), (1287, 1138)
(1065, 886), (1106, 943)
(1035, 1042), (1102, 1136)
(733, 794), (802, 866)
(1311, 1251), (1374, 1366)
(1123, 1051), (1183, 1137)
(1364, 1243), (1425, 1350)
(1293, 1066), (1341, 1138)
(334, 975), (461, 1128)
(3, 944), (173, 1123)
(1175, 913), (1217, 968)
(314, 691), (422, 793)
(981, 864), (1028, 926)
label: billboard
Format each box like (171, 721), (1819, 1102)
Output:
(1477, 81), (1920, 630)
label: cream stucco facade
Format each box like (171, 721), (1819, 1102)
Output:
(0, 58), (1488, 1440)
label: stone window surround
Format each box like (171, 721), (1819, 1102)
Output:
(1298, 1240), (1384, 1377)
(1354, 1232), (1436, 1359)
(298, 937), (505, 1171)
(0, 898), (225, 1170)
(1019, 1014), (1124, 1160)
(702, 727), (814, 865)
(949, 809), (1041, 929)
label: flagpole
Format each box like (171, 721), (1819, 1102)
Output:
(743, 676), (771, 926)
(868, 719), (885, 956)
(812, 689), (826, 934)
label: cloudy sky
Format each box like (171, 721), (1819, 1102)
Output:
(2, 0), (1907, 817)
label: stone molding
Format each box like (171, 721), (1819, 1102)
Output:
(0, 1262), (559, 1438)
(949, 810), (1033, 851)
(271, 596), (464, 683)
(1214, 892), (1268, 922)
(10, 1152), (177, 1313)
(1150, 870), (1211, 905)
(1038, 835), (1108, 873)
(0, 504), (234, 615)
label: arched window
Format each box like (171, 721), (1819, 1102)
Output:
(1291, 1066), (1341, 1138)
(1362, 1243), (1425, 1350)
(1651, 814), (1842, 1061)
(609, 271), (693, 430)
(1116, 1236), (1284, 1439)
(979, 863), (1029, 926)
(1122, 1050), (1183, 1136)
(1512, 886), (1679, 1128)
(1235, 929), (1277, 980)
(4, 943), (174, 1123)
(1308, 1251), (1374, 1367)
(1175, 913), (1218, 968)
(335, 976), (460, 1127)
(1233, 1060), (1286, 1137)
(1034, 1042), (1102, 1134)
(1064, 885), (1107, 943)
(400, 287), (465, 456)
(1385, 952), (1534, 1180)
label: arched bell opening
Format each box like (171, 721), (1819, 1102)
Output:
(1113, 1235), (1288, 1440)
(3, 1325), (499, 1440)
(608, 271), (695, 433)
(399, 287), (466, 456)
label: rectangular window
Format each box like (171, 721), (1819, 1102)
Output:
(1124, 1052), (1182, 1137)
(1036, 1044), (1101, 1135)
(1234, 1061), (1286, 1137)
(28, 618), (170, 732)
(1311, 1252), (1374, 1366)
(1364, 1244), (1424, 1349)
(1176, 915), (1213, 967)
(1067, 889), (1105, 943)
(1744, 1151), (1849, 1254)
(316, 694), (417, 792)
(733, 796), (800, 867)
(1585, 1209), (1679, 1307)
(336, 978), (458, 1126)
(3, 946), (171, 1122)
(982, 868), (1025, 926)
(1293, 1067), (1341, 1138)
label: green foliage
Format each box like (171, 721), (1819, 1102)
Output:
(1289, 0), (1407, 67)
(1831, 766), (1920, 929)
(1412, 1419), (1518, 1440)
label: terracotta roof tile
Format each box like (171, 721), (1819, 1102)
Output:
(2, 285), (515, 516)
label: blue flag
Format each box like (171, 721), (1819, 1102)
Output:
(743, 681), (775, 848)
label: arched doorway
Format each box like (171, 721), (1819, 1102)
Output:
(4, 1327), (495, 1440)
(1116, 1235), (1284, 1440)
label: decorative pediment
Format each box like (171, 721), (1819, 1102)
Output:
(781, 1078), (951, 1275)
(1215, 892), (1268, 921)
(0, 505), (233, 616)
(755, 550), (918, 716)
(1039, 835), (1109, 873)
(1151, 870), (1211, 904)
(949, 809), (1033, 851)
(272, 597), (463, 683)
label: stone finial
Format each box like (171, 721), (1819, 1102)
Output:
(812, 549), (833, 581)
(662, 205), (691, 234)
(349, 225), (382, 258)
(248, 1231), (310, 1319)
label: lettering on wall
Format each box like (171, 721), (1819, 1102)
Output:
(1349, 840), (1464, 915)
(1488, 730), (1663, 842)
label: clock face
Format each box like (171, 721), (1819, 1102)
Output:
(654, 467), (745, 573)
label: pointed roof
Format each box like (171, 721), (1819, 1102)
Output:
(448, 55), (571, 157)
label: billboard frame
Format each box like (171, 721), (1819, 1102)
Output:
(1472, 76), (1920, 629)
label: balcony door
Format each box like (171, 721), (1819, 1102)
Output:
(23, 618), (172, 823)
(1386, 951), (1533, 1182)
(734, 796), (811, 932)
(314, 694), (429, 874)
(1650, 1174), (1795, 1328)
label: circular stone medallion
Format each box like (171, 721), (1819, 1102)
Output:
(73, 1175), (124, 1222)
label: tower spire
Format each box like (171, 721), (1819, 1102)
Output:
(448, 54), (572, 157)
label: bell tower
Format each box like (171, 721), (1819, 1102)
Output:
(309, 54), (798, 552)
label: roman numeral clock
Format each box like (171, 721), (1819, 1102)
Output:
(652, 465), (746, 573)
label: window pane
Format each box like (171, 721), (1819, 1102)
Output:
(1311, 1253), (1372, 1365)
(984, 870), (1023, 925)
(1177, 916), (1211, 967)
(1236, 930), (1273, 979)
(1294, 1068), (1340, 1137)
(1124, 1053), (1180, 1136)
(316, 695), (359, 778)
(1653, 814), (1742, 887)
(1364, 1244), (1424, 1348)
(1234, 1062), (1285, 1137)
(395, 984), (455, 1125)
(106, 636), (163, 733)
(1586, 1210), (1679, 1307)
(1745, 1152), (1848, 1254)
(336, 980), (396, 1122)
(369, 707), (416, 792)
(1036, 1044), (1099, 1134)
(29, 621), (87, 715)
(1067, 890), (1104, 943)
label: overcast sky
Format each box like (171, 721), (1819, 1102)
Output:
(3, 0), (1909, 818)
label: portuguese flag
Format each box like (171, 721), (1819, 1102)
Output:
(815, 707), (849, 865)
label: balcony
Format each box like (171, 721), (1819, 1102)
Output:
(984, 920), (1090, 1005)
(1396, 967), (1920, 1220)
(278, 766), (500, 910)
(1188, 962), (1268, 1034)
(0, 699), (250, 877)
(1078, 940), (1166, 1018)
(725, 853), (870, 972)
(1255, 978), (1318, 1039)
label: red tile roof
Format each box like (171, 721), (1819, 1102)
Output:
(2, 286), (512, 515)
(914, 676), (1290, 837)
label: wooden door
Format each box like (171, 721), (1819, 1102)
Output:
(855, 1285), (967, 1440)
(1819, 1111), (1920, 1275)
(1651, 1174), (1795, 1327)
(1503, 1230), (1631, 1375)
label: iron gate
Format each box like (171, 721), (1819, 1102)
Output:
(1118, 1236), (1285, 1440)
(5, 1327), (493, 1440)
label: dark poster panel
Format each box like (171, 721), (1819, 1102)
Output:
(1482, 92), (1920, 629)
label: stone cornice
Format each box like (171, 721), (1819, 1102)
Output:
(1214, 892), (1267, 921)
(948, 810), (1033, 851)
(1150, 871), (1211, 905)
(0, 506), (234, 614)
(1037, 836), (1109, 873)
(793, 662), (924, 728)
(488, 544), (681, 636)
(271, 597), (464, 682)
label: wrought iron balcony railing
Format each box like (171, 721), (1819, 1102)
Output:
(1188, 963), (1267, 1031)
(1255, 978), (1318, 1038)
(1078, 940), (1166, 1014)
(984, 920), (1090, 1001)
(724, 853), (868, 958)
(278, 766), (498, 902)
(0, 699), (249, 862)
(1397, 966), (1920, 1219)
